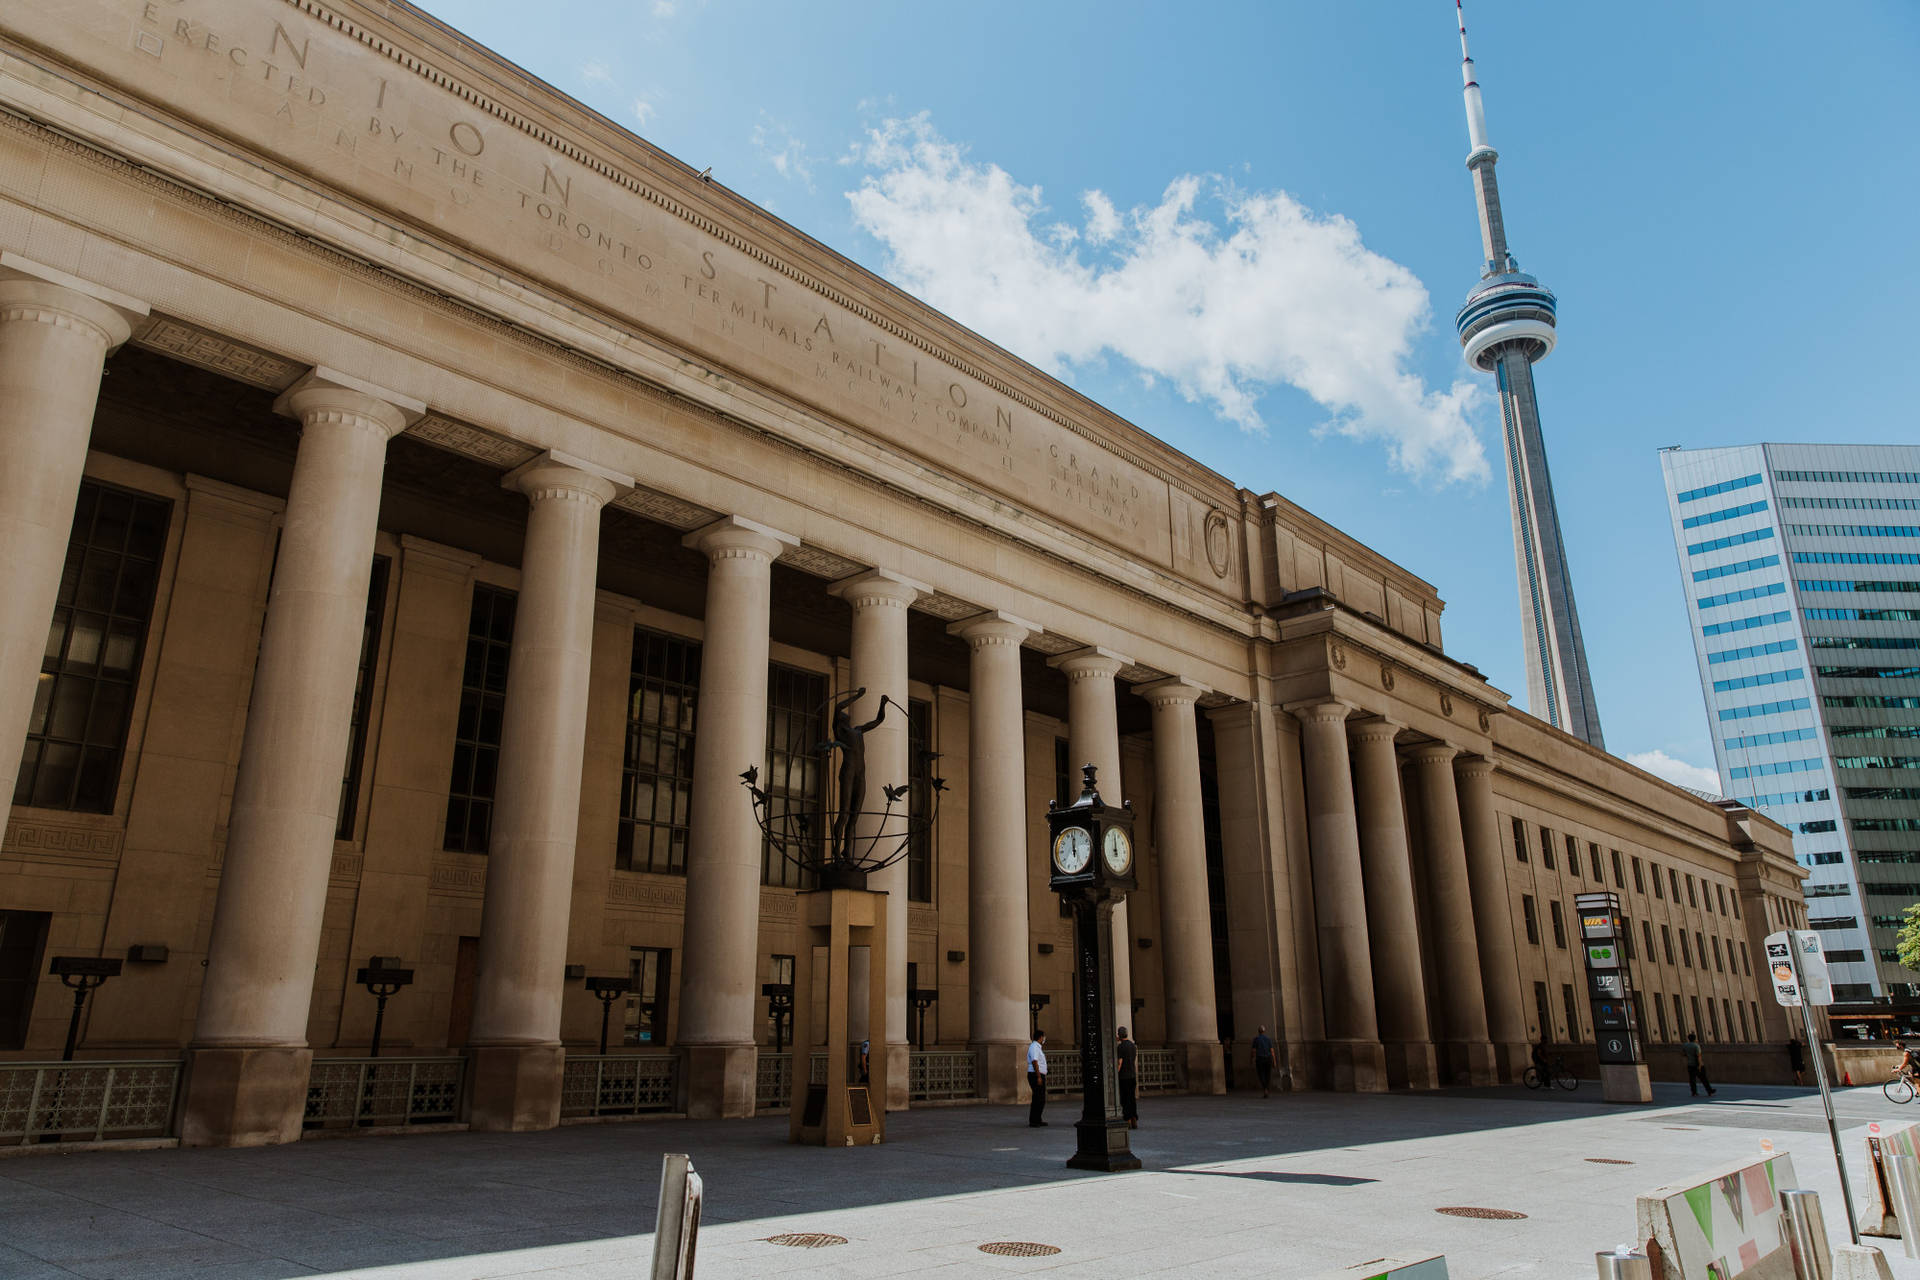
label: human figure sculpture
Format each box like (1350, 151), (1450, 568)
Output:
(822, 687), (896, 859)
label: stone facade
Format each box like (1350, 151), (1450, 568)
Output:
(0, 0), (1806, 1145)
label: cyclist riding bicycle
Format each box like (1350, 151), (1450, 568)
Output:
(1531, 1035), (1551, 1076)
(1899, 1040), (1920, 1081)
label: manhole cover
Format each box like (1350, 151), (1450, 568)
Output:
(980, 1242), (1062, 1257)
(1663, 1126), (1700, 1131)
(1436, 1206), (1528, 1220)
(1586, 1158), (1634, 1165)
(766, 1233), (847, 1248)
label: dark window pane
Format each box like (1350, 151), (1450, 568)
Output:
(444, 584), (516, 852)
(618, 628), (702, 875)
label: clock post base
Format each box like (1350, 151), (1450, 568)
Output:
(1067, 1116), (1141, 1172)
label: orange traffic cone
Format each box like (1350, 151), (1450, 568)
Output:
(1843, 1070), (1853, 1086)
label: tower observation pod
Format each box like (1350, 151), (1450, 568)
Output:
(1452, 0), (1604, 748)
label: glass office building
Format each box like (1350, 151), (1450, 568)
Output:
(1661, 444), (1920, 1005)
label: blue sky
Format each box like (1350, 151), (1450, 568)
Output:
(422, 0), (1920, 787)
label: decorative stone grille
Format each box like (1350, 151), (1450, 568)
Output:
(303, 1057), (464, 1129)
(0, 1060), (180, 1143)
(907, 1051), (977, 1102)
(1137, 1047), (1184, 1094)
(1049, 1052), (1083, 1095)
(754, 1051), (829, 1110)
(559, 1054), (678, 1118)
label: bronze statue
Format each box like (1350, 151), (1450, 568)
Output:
(822, 687), (897, 857)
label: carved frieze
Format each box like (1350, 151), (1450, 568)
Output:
(406, 415), (539, 469)
(132, 317), (305, 391)
(1, 820), (123, 865)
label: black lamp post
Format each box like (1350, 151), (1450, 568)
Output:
(585, 977), (634, 1054)
(1046, 764), (1141, 1173)
(1029, 993), (1050, 1040)
(355, 958), (414, 1058)
(762, 981), (794, 1054)
(909, 987), (938, 1049)
(48, 957), (121, 1062)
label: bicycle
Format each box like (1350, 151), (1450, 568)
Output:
(1885, 1069), (1916, 1105)
(1523, 1056), (1579, 1091)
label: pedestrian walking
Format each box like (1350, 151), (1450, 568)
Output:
(1116, 1025), (1138, 1129)
(858, 1037), (870, 1084)
(1027, 1030), (1048, 1127)
(1786, 1037), (1805, 1086)
(1683, 1031), (1716, 1097)
(1251, 1025), (1276, 1097)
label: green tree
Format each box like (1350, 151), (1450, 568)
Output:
(1897, 903), (1920, 972)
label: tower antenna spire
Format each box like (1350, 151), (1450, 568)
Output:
(1456, 0), (1492, 157)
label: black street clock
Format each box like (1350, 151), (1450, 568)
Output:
(1044, 763), (1140, 1172)
(1047, 763), (1137, 896)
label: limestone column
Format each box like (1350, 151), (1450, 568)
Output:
(184, 368), (422, 1147)
(676, 516), (796, 1118)
(0, 261), (146, 809)
(1455, 755), (1529, 1080)
(467, 453), (625, 1131)
(1347, 718), (1437, 1090)
(1294, 701), (1387, 1092)
(828, 569), (926, 1112)
(1409, 743), (1497, 1085)
(1140, 678), (1225, 1094)
(1047, 647), (1133, 1033)
(950, 611), (1038, 1104)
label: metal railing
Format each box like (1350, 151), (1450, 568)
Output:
(1, 1060), (181, 1144)
(1050, 1051), (1083, 1095)
(560, 1053), (678, 1118)
(303, 1056), (463, 1129)
(908, 1050), (978, 1102)
(755, 1051), (829, 1110)
(1138, 1047), (1183, 1094)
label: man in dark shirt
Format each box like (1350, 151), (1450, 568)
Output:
(1683, 1032), (1716, 1097)
(1116, 1025), (1138, 1129)
(1250, 1025), (1276, 1098)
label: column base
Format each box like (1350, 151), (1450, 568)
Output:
(1281, 1039), (1321, 1091)
(1443, 1040), (1499, 1087)
(1326, 1039), (1389, 1093)
(466, 1044), (564, 1132)
(1383, 1040), (1440, 1091)
(180, 1046), (312, 1147)
(886, 1041), (909, 1111)
(1494, 1041), (1532, 1085)
(1176, 1041), (1226, 1095)
(976, 1041), (1029, 1104)
(683, 1044), (758, 1118)
(1599, 1063), (1653, 1104)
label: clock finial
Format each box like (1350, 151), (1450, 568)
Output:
(1078, 763), (1101, 806)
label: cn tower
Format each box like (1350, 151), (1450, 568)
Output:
(1452, 1), (1605, 748)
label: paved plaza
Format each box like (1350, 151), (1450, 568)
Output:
(6, 1082), (1920, 1279)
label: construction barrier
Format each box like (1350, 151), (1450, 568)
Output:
(1635, 1153), (1799, 1278)
(1860, 1120), (1920, 1238)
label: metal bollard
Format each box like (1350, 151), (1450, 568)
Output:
(1595, 1245), (1653, 1279)
(649, 1152), (703, 1280)
(1784, 1189), (1833, 1280)
(1886, 1152), (1920, 1260)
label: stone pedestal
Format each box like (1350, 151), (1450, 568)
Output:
(1600, 1063), (1652, 1104)
(1445, 1039), (1501, 1088)
(1327, 1039), (1389, 1094)
(683, 1045), (758, 1119)
(178, 1046), (311, 1148)
(1385, 1040), (1441, 1091)
(1178, 1041), (1227, 1095)
(467, 1044), (566, 1131)
(976, 1041), (1029, 1104)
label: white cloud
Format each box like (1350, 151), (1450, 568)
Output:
(581, 61), (612, 86)
(633, 98), (656, 127)
(753, 115), (816, 191)
(652, 0), (677, 15)
(845, 114), (1487, 483)
(1625, 750), (1723, 794)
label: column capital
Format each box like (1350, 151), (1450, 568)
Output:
(0, 252), (147, 348)
(273, 367), (425, 438)
(1346, 715), (1404, 746)
(1047, 645), (1132, 681)
(1139, 676), (1208, 708)
(1286, 699), (1353, 727)
(682, 514), (798, 562)
(948, 609), (1038, 648)
(1407, 741), (1460, 767)
(827, 567), (929, 611)
(1453, 753), (1498, 781)
(503, 450), (627, 508)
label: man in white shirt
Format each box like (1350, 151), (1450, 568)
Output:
(1027, 1030), (1048, 1127)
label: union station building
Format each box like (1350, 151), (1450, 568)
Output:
(0, 0), (1811, 1146)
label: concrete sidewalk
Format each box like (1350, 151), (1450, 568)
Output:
(4, 1082), (1917, 1278)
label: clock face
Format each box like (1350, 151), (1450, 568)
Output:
(1053, 827), (1092, 875)
(1103, 826), (1133, 875)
